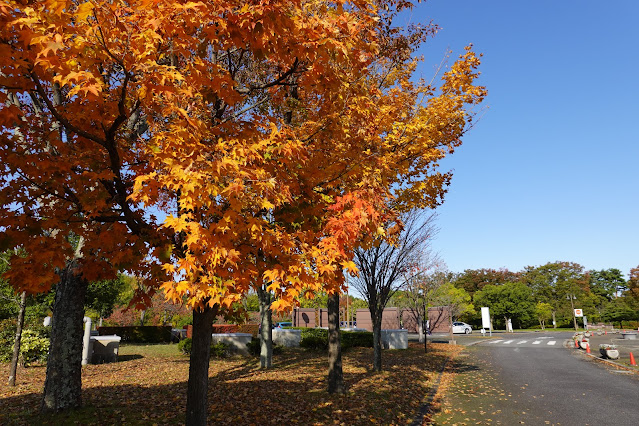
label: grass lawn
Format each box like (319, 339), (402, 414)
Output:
(1, 342), (460, 425)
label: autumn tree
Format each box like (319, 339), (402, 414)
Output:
(1, 0), (484, 420)
(0, 0), (372, 417)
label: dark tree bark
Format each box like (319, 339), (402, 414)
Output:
(8, 291), (26, 386)
(371, 309), (383, 372)
(423, 313), (428, 354)
(327, 292), (346, 394)
(257, 286), (273, 369)
(185, 303), (218, 426)
(41, 261), (88, 412)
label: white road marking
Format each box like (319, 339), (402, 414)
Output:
(532, 341), (542, 345)
(547, 340), (557, 345)
(517, 340), (528, 344)
(503, 340), (514, 344)
(488, 340), (504, 344)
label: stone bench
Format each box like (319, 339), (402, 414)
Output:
(90, 335), (121, 363)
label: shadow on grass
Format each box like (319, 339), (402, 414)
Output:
(1, 344), (458, 426)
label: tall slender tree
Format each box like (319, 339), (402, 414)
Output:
(352, 210), (438, 370)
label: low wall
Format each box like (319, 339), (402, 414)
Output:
(211, 333), (253, 355)
(272, 329), (301, 347)
(381, 329), (408, 350)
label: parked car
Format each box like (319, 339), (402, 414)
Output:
(274, 322), (293, 329)
(452, 321), (472, 334)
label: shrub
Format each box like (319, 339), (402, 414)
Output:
(342, 330), (373, 349)
(97, 326), (172, 343)
(177, 338), (231, 358)
(247, 337), (260, 356)
(247, 337), (283, 356)
(0, 320), (52, 363)
(298, 328), (373, 351)
(178, 337), (192, 355)
(299, 328), (328, 350)
(20, 329), (50, 366)
(210, 341), (230, 358)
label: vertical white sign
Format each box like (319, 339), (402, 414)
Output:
(481, 307), (491, 330)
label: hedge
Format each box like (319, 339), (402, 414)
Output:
(212, 324), (238, 334)
(97, 326), (172, 343)
(178, 338), (230, 358)
(297, 328), (373, 350)
(237, 323), (259, 337)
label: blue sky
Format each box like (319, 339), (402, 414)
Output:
(403, 1), (639, 276)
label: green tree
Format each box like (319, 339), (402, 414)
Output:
(520, 262), (588, 329)
(452, 268), (519, 297)
(589, 269), (626, 301)
(535, 302), (553, 330)
(602, 295), (639, 328)
(474, 282), (534, 330)
(85, 276), (127, 326)
(432, 282), (474, 321)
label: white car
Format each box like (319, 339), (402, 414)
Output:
(452, 322), (472, 334)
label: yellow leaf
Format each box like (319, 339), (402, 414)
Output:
(270, 299), (290, 312)
(75, 2), (94, 21)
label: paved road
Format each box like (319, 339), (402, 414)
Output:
(477, 334), (564, 348)
(434, 332), (639, 425)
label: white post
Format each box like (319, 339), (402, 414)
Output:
(82, 316), (92, 365)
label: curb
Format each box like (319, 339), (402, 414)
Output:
(582, 351), (639, 373)
(568, 343), (639, 374)
(410, 356), (450, 425)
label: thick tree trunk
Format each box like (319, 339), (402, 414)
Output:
(257, 287), (273, 369)
(8, 291), (27, 386)
(185, 303), (218, 426)
(327, 292), (345, 394)
(41, 261), (88, 412)
(552, 311), (557, 329)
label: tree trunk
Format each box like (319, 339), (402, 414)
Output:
(422, 316), (428, 354)
(185, 303), (218, 426)
(371, 309), (382, 372)
(257, 287), (273, 369)
(41, 261), (88, 412)
(552, 311), (557, 329)
(8, 291), (27, 386)
(327, 292), (345, 394)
